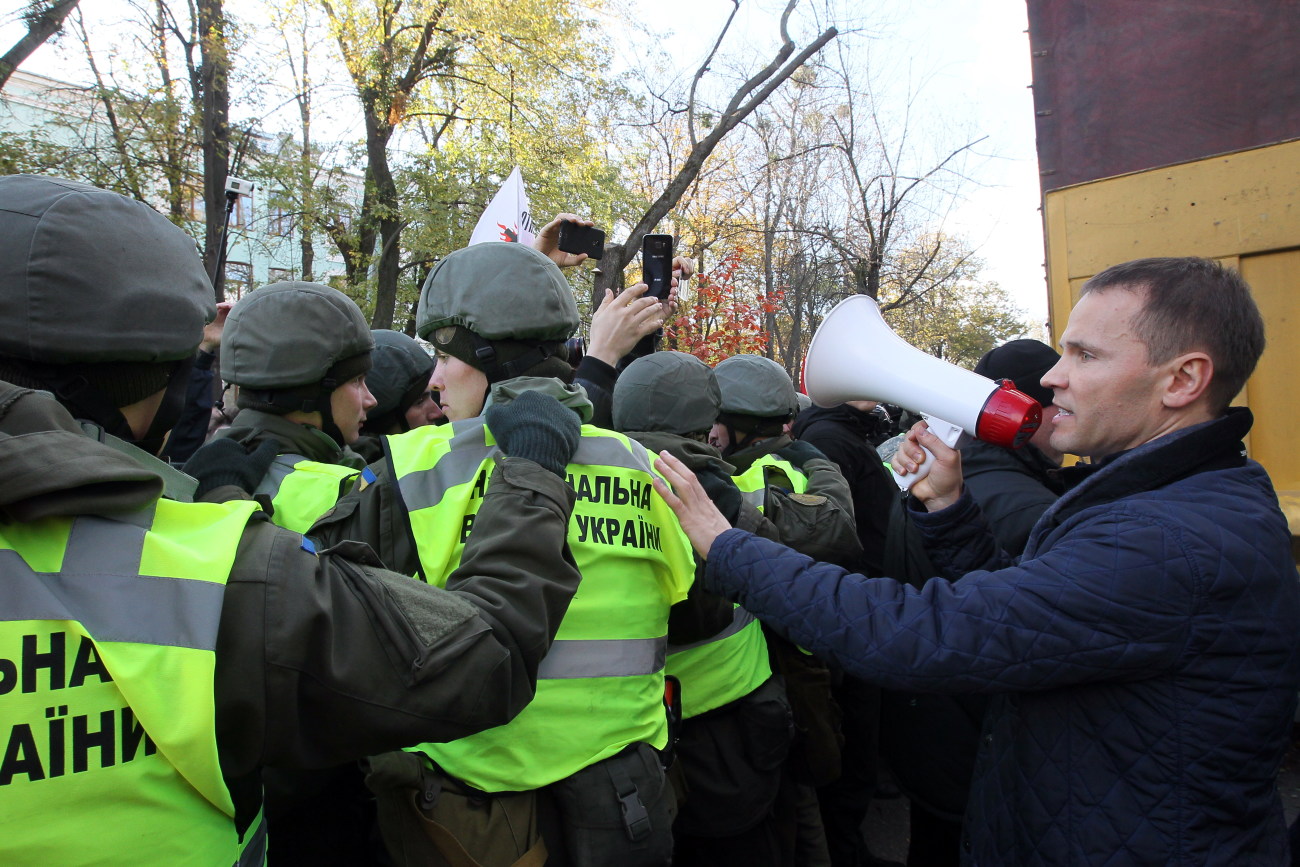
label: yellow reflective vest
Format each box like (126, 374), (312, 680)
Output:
(733, 453), (809, 508)
(254, 454), (369, 533)
(0, 497), (266, 866)
(663, 458), (804, 720)
(385, 418), (694, 791)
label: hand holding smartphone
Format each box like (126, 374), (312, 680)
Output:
(557, 222), (606, 260)
(641, 234), (673, 300)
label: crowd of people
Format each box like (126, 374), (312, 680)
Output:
(1, 173), (1297, 867)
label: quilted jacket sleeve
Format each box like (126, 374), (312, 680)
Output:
(907, 490), (1017, 580)
(703, 506), (1199, 693)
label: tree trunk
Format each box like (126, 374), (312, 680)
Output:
(363, 109), (401, 329)
(198, 0), (229, 301)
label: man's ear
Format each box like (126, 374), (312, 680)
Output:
(1163, 351), (1214, 409)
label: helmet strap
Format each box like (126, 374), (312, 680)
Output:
(468, 332), (561, 385)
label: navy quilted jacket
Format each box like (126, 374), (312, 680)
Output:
(704, 409), (1300, 865)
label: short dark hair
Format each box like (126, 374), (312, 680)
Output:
(1081, 257), (1265, 413)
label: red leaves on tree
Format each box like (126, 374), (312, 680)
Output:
(664, 248), (783, 365)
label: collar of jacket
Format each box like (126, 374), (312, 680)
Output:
(217, 407), (365, 468)
(1042, 407), (1253, 533)
(483, 375), (594, 423)
(623, 429), (736, 476)
(0, 381), (163, 521)
(726, 433), (791, 474)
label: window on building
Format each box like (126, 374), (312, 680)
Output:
(268, 202), (293, 236)
(229, 193), (248, 228)
(185, 185), (249, 228)
(225, 261), (252, 299)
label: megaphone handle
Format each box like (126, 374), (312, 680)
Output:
(889, 415), (965, 492)
(890, 447), (936, 491)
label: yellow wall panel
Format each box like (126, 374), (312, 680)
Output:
(1044, 138), (1300, 280)
(1240, 251), (1300, 531)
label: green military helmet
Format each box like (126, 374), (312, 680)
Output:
(0, 175), (214, 365)
(363, 329), (434, 433)
(223, 281), (374, 392)
(222, 282), (374, 449)
(714, 354), (799, 419)
(417, 242), (578, 342)
(0, 175), (216, 451)
(417, 242), (579, 384)
(614, 351), (721, 435)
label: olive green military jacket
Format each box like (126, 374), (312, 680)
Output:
(309, 377), (592, 580)
(0, 380), (581, 833)
(727, 433), (863, 567)
(216, 407), (368, 468)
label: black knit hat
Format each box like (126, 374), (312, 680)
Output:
(973, 339), (1060, 408)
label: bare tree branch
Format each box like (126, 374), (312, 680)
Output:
(0, 0), (80, 91)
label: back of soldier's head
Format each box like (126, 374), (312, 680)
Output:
(416, 242), (578, 385)
(0, 175), (215, 449)
(613, 351), (721, 436)
(713, 354), (797, 441)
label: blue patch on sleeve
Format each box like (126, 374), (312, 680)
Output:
(300, 536), (317, 554)
(361, 466), (378, 484)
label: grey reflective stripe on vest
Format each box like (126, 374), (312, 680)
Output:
(536, 636), (667, 679)
(571, 435), (655, 475)
(666, 606), (758, 655)
(235, 813), (268, 867)
(253, 454), (306, 501)
(739, 488), (766, 511)
(0, 511), (226, 651)
(397, 421), (495, 511)
(398, 420), (655, 511)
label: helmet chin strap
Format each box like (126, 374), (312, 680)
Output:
(314, 377), (349, 449)
(136, 356), (194, 456)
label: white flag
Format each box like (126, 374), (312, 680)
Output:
(468, 166), (537, 247)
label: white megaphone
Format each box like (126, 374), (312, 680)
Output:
(803, 295), (1042, 489)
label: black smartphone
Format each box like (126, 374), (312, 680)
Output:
(642, 233), (673, 300)
(557, 222), (606, 259)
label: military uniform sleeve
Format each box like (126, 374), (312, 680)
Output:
(214, 456), (580, 780)
(306, 456), (421, 576)
(765, 457), (864, 568)
(801, 456), (857, 519)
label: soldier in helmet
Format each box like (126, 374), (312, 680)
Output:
(361, 330), (444, 435)
(709, 355), (858, 564)
(205, 281), (378, 533)
(308, 242), (697, 867)
(0, 175), (584, 866)
(710, 354), (875, 867)
(613, 351), (801, 866)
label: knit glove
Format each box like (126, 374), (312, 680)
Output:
(185, 438), (279, 499)
(776, 439), (828, 471)
(697, 468), (744, 524)
(486, 391), (581, 478)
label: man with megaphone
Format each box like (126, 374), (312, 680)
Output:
(650, 257), (1300, 866)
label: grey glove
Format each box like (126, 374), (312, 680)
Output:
(184, 438), (279, 499)
(486, 391), (581, 477)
